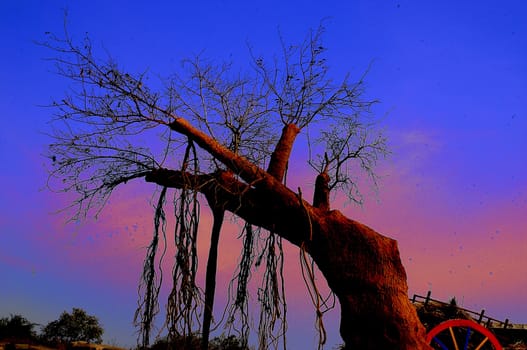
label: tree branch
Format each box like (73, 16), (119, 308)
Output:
(144, 168), (314, 247)
(313, 171), (330, 211)
(168, 117), (283, 191)
(266, 123), (300, 181)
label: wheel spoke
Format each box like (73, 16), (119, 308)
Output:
(474, 337), (489, 350)
(463, 328), (472, 350)
(449, 327), (460, 350)
(433, 336), (450, 350)
(426, 319), (503, 350)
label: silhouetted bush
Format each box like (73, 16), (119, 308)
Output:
(148, 334), (250, 350)
(0, 314), (37, 341)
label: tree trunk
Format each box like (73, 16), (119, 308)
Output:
(201, 207), (224, 350)
(306, 210), (431, 349)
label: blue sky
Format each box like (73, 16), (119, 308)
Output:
(1, 1), (526, 348)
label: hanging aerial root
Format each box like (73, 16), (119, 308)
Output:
(256, 232), (288, 350)
(134, 186), (168, 349)
(297, 187), (335, 350)
(277, 236), (288, 350)
(226, 223), (257, 347)
(166, 140), (203, 344)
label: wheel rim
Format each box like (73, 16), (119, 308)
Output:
(426, 319), (503, 350)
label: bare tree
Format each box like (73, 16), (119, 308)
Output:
(44, 26), (431, 350)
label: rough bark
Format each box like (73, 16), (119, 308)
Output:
(309, 211), (430, 349)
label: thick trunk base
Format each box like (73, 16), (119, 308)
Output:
(310, 210), (432, 350)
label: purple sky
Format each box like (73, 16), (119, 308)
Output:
(1, 1), (526, 348)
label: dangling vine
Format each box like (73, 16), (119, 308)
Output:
(165, 140), (202, 344)
(255, 231), (288, 350)
(134, 186), (168, 349)
(135, 140), (203, 348)
(298, 187), (336, 350)
(226, 223), (258, 347)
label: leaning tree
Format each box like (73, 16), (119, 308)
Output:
(44, 26), (431, 349)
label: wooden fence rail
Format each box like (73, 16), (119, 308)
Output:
(411, 291), (527, 330)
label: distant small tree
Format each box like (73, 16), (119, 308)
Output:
(0, 314), (37, 341)
(41, 308), (103, 344)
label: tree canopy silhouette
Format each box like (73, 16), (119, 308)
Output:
(44, 25), (432, 349)
(41, 308), (103, 345)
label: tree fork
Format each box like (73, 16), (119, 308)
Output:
(167, 117), (293, 196)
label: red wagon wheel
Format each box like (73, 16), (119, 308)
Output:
(426, 319), (503, 350)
